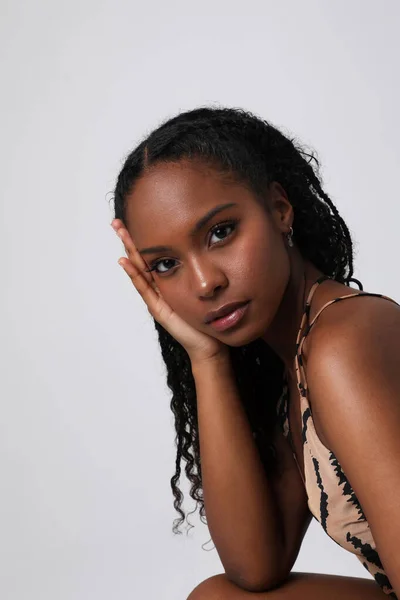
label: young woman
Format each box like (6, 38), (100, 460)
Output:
(110, 106), (400, 599)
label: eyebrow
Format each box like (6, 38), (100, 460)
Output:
(138, 202), (239, 255)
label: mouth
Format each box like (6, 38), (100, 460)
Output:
(207, 301), (250, 332)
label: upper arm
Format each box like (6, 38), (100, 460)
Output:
(270, 425), (313, 577)
(307, 297), (400, 597)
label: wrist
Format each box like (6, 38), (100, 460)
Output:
(191, 351), (232, 375)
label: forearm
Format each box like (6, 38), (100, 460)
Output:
(191, 356), (285, 591)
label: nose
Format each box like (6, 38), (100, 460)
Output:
(189, 256), (228, 298)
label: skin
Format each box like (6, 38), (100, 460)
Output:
(111, 158), (398, 598)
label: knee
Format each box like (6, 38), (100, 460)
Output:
(186, 573), (235, 599)
(186, 572), (292, 598)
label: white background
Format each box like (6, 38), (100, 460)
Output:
(1, 1), (399, 598)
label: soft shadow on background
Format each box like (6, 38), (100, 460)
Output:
(1, 1), (400, 598)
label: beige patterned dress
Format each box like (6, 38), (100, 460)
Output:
(276, 275), (398, 598)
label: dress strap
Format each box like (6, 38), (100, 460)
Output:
(294, 284), (400, 399)
(295, 275), (331, 350)
(299, 291), (400, 358)
(293, 275), (330, 398)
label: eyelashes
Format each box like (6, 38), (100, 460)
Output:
(144, 218), (239, 276)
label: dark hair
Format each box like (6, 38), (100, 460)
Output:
(112, 105), (362, 535)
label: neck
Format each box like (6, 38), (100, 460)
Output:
(261, 255), (324, 378)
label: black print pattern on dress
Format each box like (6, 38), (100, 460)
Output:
(328, 451), (367, 522)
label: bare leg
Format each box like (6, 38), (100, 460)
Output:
(186, 572), (392, 599)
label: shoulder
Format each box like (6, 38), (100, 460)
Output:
(304, 289), (400, 450)
(308, 289), (400, 367)
(301, 287), (400, 430)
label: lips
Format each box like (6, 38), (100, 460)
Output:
(204, 301), (249, 324)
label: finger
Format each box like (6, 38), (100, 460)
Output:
(116, 227), (159, 292)
(111, 219), (124, 231)
(119, 257), (166, 318)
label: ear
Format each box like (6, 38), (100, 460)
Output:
(268, 181), (293, 233)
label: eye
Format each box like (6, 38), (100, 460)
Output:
(145, 219), (238, 276)
(146, 258), (177, 275)
(209, 220), (237, 245)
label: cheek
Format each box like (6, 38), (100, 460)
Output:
(158, 286), (197, 326)
(236, 229), (290, 299)
(233, 231), (277, 281)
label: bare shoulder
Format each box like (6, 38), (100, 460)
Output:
(303, 285), (400, 447)
(305, 284), (400, 361)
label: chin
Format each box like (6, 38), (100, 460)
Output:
(219, 326), (263, 348)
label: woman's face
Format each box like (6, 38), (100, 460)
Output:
(125, 159), (294, 346)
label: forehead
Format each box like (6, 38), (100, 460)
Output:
(125, 160), (256, 241)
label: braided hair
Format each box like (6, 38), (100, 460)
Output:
(112, 106), (362, 535)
